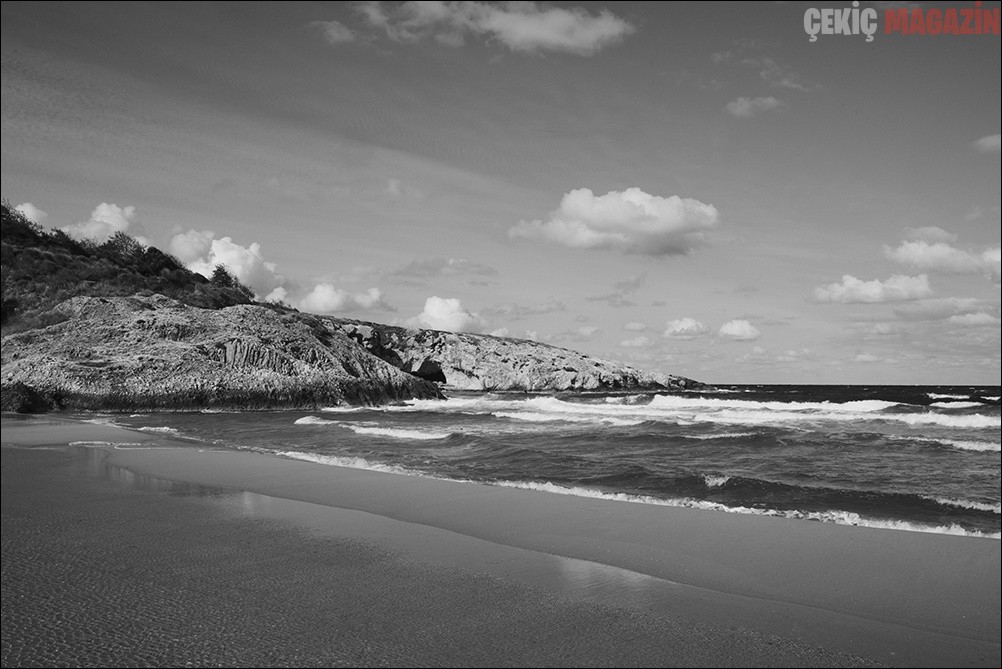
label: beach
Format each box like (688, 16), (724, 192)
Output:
(2, 414), (999, 667)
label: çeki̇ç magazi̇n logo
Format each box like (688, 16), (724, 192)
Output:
(804, 1), (1000, 42)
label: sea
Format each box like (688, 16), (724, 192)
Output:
(103, 385), (1001, 539)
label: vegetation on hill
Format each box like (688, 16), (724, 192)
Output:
(1, 201), (256, 330)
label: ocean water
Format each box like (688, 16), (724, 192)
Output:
(108, 385), (1001, 538)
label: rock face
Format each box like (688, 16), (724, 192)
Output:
(1, 295), (441, 411)
(335, 321), (701, 392)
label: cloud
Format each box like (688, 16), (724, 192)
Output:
(718, 319), (762, 341)
(868, 323), (899, 336)
(510, 188), (719, 256)
(902, 226), (957, 244)
(488, 327), (510, 337)
(484, 298), (565, 321)
(947, 312), (1002, 327)
(14, 202), (47, 224)
(618, 335), (651, 348)
(892, 297), (980, 321)
(299, 285), (391, 314)
(169, 229), (284, 300)
(813, 274), (932, 303)
(884, 241), (1001, 282)
(550, 325), (600, 342)
(622, 321), (648, 332)
(392, 257), (497, 279)
(587, 272), (646, 307)
(743, 57), (818, 91)
(663, 317), (709, 340)
(854, 353), (881, 363)
(407, 296), (485, 332)
(725, 96), (782, 117)
(355, 1), (635, 55)
(61, 203), (137, 243)
(309, 19), (356, 44)
(972, 134), (1001, 153)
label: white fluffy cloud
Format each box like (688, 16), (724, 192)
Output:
(663, 317), (709, 340)
(509, 187), (719, 256)
(948, 312), (1002, 327)
(813, 274), (932, 303)
(14, 202), (48, 224)
(725, 96), (782, 117)
(310, 20), (356, 44)
(892, 297), (981, 322)
(902, 226), (957, 244)
(356, 1), (635, 55)
(299, 285), (390, 314)
(169, 229), (285, 300)
(407, 296), (485, 332)
(884, 241), (1001, 281)
(618, 335), (651, 348)
(972, 134), (1001, 153)
(622, 321), (648, 332)
(718, 319), (761, 341)
(61, 203), (137, 243)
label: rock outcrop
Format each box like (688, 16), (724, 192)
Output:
(335, 321), (701, 392)
(1, 295), (441, 411)
(1, 294), (703, 413)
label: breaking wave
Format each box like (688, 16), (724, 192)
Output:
(490, 480), (1000, 539)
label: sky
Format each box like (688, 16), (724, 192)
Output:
(2, 1), (1000, 385)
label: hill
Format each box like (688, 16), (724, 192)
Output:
(1, 201), (255, 330)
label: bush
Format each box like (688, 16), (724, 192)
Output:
(0, 200), (258, 329)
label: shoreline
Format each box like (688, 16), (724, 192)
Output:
(3, 413), (1000, 667)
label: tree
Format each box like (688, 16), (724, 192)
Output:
(101, 231), (145, 261)
(210, 264), (236, 288)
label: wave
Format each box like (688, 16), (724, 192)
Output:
(888, 413), (999, 429)
(276, 451), (419, 476)
(381, 395), (1000, 430)
(489, 480), (1000, 539)
(80, 417), (124, 427)
(683, 408), (999, 429)
(136, 426), (181, 435)
(647, 395), (900, 413)
(293, 416), (453, 440)
(929, 401), (983, 409)
(925, 497), (1002, 514)
(685, 432), (760, 440)
(493, 411), (644, 427)
(348, 426), (452, 440)
(937, 439), (1001, 453)
(703, 475), (731, 488)
(927, 393), (970, 400)
(320, 406), (365, 413)
(69, 440), (145, 448)
(264, 448), (1000, 539)
(293, 416), (337, 426)
(603, 395), (649, 404)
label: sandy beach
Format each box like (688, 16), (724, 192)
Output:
(2, 414), (999, 667)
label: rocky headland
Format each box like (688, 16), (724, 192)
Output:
(1, 294), (700, 412)
(336, 320), (698, 392)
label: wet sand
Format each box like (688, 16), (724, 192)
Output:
(2, 414), (999, 667)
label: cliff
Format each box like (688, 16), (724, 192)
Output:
(334, 320), (700, 392)
(1, 295), (441, 411)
